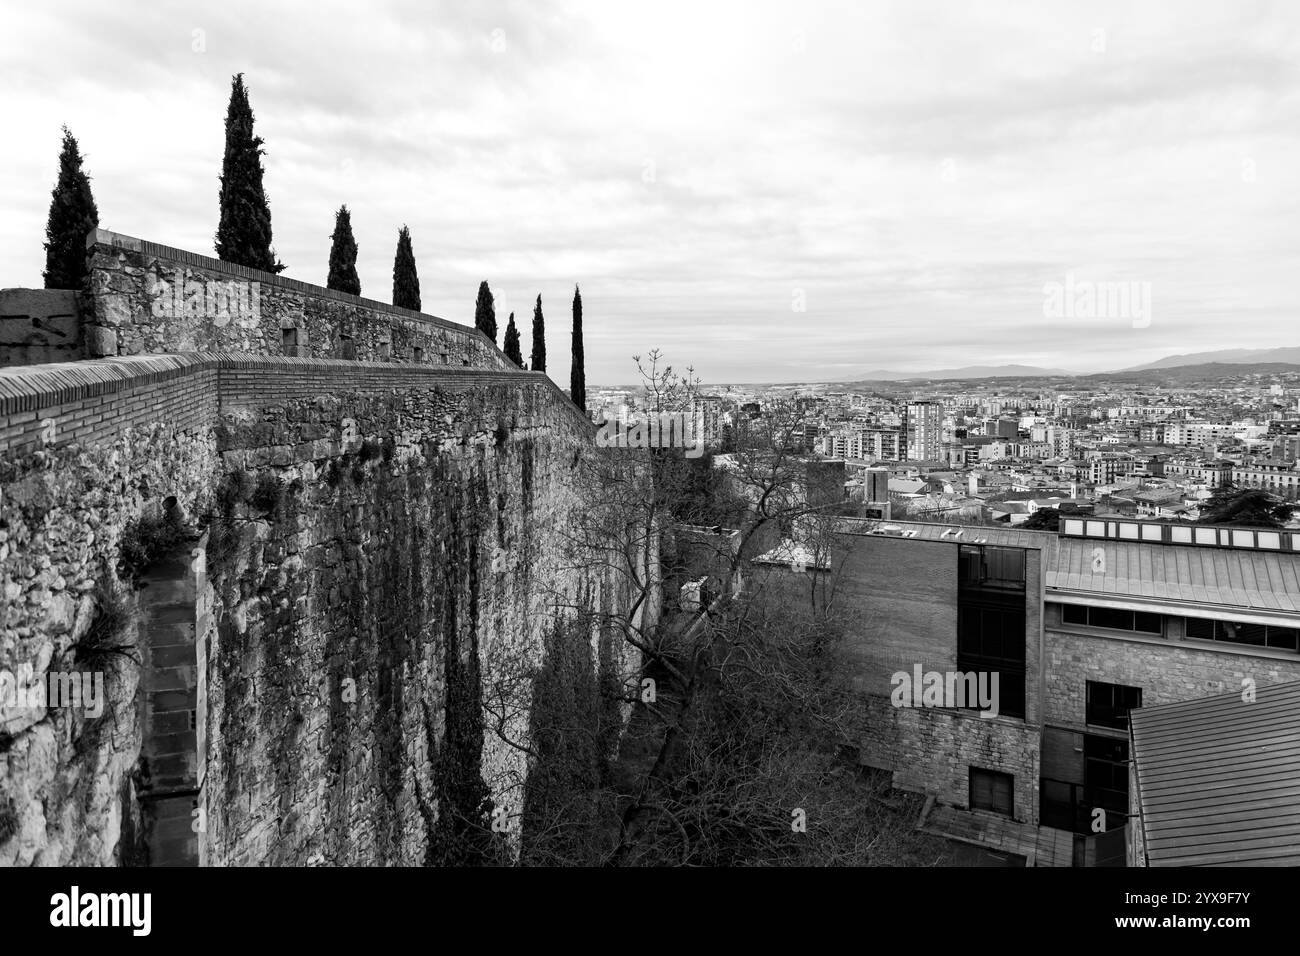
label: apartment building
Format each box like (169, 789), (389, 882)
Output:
(758, 516), (1300, 866)
(905, 400), (943, 461)
(1087, 453), (1134, 484)
(862, 427), (901, 461)
(820, 427), (902, 462)
(1232, 460), (1300, 500)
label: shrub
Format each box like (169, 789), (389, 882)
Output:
(73, 579), (139, 669)
(117, 505), (189, 585)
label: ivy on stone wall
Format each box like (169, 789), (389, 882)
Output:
(426, 470), (503, 866)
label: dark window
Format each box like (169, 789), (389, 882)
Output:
(958, 604), (1026, 718)
(1084, 734), (1129, 821)
(1184, 618), (1299, 651)
(1061, 604), (1161, 634)
(970, 768), (1014, 816)
(338, 334), (356, 360)
(378, 341), (392, 360)
(960, 545), (1026, 590)
(1086, 680), (1142, 730)
(413, 346), (424, 363)
(281, 327), (298, 353)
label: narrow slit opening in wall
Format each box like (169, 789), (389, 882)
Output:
(440, 352), (449, 364)
(339, 334), (355, 360)
(281, 327), (299, 353)
(413, 346), (424, 363)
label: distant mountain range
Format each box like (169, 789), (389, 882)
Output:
(1080, 362), (1300, 386)
(842, 346), (1300, 382)
(848, 364), (1074, 381)
(1120, 346), (1300, 371)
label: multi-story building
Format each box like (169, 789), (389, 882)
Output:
(755, 516), (1300, 865)
(1046, 426), (1076, 459)
(1087, 453), (1134, 485)
(905, 400), (943, 462)
(1232, 460), (1300, 500)
(692, 396), (725, 448)
(862, 427), (901, 462)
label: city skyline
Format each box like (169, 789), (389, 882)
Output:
(4, 0), (1300, 384)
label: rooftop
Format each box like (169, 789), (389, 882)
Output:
(831, 516), (1300, 616)
(1130, 679), (1300, 866)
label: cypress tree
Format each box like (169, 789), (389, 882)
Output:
(215, 74), (284, 273)
(42, 126), (99, 289)
(474, 281), (497, 342)
(570, 284), (586, 412)
(326, 205), (360, 295)
(392, 225), (421, 311)
(530, 295), (546, 373)
(503, 312), (524, 367)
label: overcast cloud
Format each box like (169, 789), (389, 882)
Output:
(3, 0), (1298, 383)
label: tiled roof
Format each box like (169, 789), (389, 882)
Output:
(1130, 680), (1300, 866)
(1046, 537), (1300, 613)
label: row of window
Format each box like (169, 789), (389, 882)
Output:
(1184, 617), (1300, 651)
(1062, 604), (1161, 634)
(1060, 604), (1300, 651)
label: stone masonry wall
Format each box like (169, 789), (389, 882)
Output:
(1043, 604), (1300, 731)
(0, 289), (83, 368)
(0, 424), (219, 865)
(81, 230), (507, 370)
(200, 379), (618, 865)
(1, 350), (629, 867)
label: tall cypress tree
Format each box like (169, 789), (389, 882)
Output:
(474, 281), (497, 342)
(570, 285), (586, 412)
(327, 205), (360, 295)
(530, 295), (546, 373)
(215, 74), (284, 273)
(42, 126), (99, 289)
(392, 225), (421, 311)
(503, 312), (524, 367)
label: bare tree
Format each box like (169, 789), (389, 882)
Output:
(478, 351), (951, 866)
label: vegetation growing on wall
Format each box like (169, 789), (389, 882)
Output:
(117, 503), (190, 585)
(426, 470), (505, 866)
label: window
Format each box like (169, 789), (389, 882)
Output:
(958, 604), (1026, 718)
(413, 346), (424, 363)
(338, 334), (356, 360)
(1184, 618), (1299, 651)
(1084, 735), (1129, 821)
(970, 768), (1014, 816)
(281, 327), (298, 353)
(1086, 681), (1142, 730)
(959, 544), (1026, 590)
(1061, 604), (1162, 634)
(378, 341), (391, 360)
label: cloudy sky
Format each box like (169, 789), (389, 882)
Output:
(3, 0), (1299, 383)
